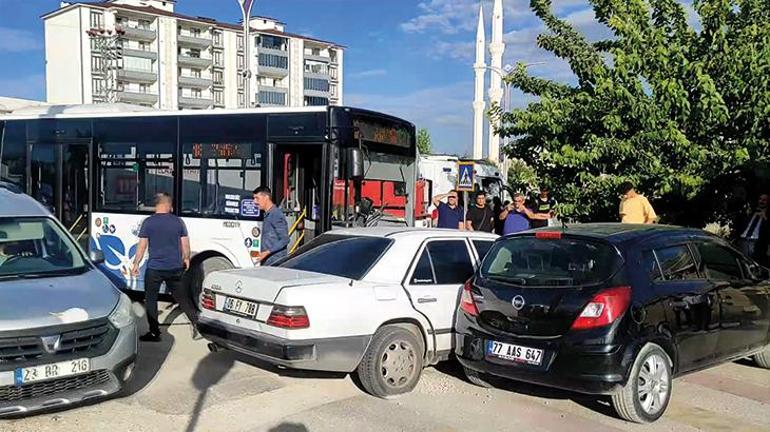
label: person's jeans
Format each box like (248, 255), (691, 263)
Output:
(144, 268), (197, 335)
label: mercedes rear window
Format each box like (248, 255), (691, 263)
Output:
(479, 236), (623, 287)
(278, 234), (393, 280)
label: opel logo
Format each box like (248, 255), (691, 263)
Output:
(512, 295), (526, 311)
(41, 335), (62, 354)
(235, 280), (243, 294)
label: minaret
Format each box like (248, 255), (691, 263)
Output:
(472, 4), (486, 160)
(487, 0), (505, 163)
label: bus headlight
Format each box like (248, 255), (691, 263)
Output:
(109, 293), (134, 328)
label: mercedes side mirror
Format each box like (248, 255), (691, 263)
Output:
(347, 147), (364, 179)
(89, 250), (105, 265)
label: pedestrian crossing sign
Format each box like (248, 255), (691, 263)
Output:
(457, 161), (475, 192)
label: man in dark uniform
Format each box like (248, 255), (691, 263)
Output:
(530, 185), (557, 229)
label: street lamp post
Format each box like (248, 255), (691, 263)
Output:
(237, 0), (256, 108)
(486, 62), (546, 164)
(86, 27), (126, 104)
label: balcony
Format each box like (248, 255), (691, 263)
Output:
(258, 87), (288, 107)
(179, 75), (213, 88)
(304, 53), (330, 63)
(179, 95), (213, 109)
(121, 47), (157, 60)
(304, 88), (329, 98)
(177, 34), (212, 49)
(117, 91), (158, 105)
(178, 55), (212, 68)
(304, 70), (329, 80)
(117, 68), (157, 83)
(120, 26), (156, 42)
(259, 65), (289, 78)
(259, 46), (288, 57)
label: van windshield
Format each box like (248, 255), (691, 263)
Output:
(480, 236), (622, 287)
(0, 217), (88, 277)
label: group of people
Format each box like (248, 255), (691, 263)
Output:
(431, 186), (557, 235)
(131, 187), (289, 342)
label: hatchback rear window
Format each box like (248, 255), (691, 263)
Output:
(279, 235), (393, 280)
(479, 236), (622, 287)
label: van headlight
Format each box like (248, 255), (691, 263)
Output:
(109, 293), (134, 328)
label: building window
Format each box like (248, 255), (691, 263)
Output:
(191, 88), (202, 98)
(190, 28), (201, 38)
(304, 96), (328, 106)
(237, 35), (244, 50)
(330, 84), (337, 97)
(214, 51), (223, 66)
(124, 56), (153, 72)
(90, 38), (99, 51)
(330, 67), (338, 80)
(91, 56), (104, 72)
(237, 54), (244, 69)
(214, 90), (224, 105)
(92, 78), (104, 93)
(213, 31), (223, 46)
(138, 41), (150, 51)
(237, 72), (244, 88)
(304, 78), (329, 92)
(304, 60), (328, 74)
(191, 68), (201, 78)
(259, 91), (286, 106)
(259, 53), (288, 69)
(213, 70), (223, 84)
(139, 83), (150, 93)
(138, 19), (151, 30)
(89, 11), (103, 29)
(258, 35), (287, 50)
(238, 92), (245, 107)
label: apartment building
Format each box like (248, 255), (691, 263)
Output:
(43, 0), (344, 110)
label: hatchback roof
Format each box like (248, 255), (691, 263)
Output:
(520, 223), (709, 244)
(0, 183), (51, 218)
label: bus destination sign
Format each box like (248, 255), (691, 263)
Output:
(352, 119), (411, 148)
(192, 143), (252, 159)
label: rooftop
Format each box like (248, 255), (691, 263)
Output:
(42, 1), (342, 47)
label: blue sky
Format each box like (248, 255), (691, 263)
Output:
(0, 0), (694, 155)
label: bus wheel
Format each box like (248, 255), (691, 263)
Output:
(187, 256), (233, 310)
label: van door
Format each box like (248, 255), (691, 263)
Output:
(404, 239), (476, 355)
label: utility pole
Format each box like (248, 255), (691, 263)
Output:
(86, 27), (125, 104)
(237, 0), (256, 108)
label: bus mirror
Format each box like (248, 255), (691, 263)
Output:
(347, 148), (364, 179)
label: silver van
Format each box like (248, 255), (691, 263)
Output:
(0, 184), (137, 416)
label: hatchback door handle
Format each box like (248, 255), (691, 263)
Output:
(417, 296), (437, 304)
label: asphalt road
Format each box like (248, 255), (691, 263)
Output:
(4, 302), (770, 432)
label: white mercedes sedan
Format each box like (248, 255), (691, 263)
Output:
(197, 227), (497, 397)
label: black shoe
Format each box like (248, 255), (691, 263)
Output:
(139, 332), (161, 342)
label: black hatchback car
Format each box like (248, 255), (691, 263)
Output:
(455, 224), (770, 423)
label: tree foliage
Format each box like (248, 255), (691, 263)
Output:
(417, 128), (433, 155)
(492, 0), (770, 226)
(507, 159), (539, 195)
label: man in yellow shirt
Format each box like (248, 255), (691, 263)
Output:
(618, 181), (657, 224)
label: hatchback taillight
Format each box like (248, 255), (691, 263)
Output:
(267, 305), (310, 329)
(571, 286), (631, 330)
(460, 280), (479, 316)
(201, 289), (215, 311)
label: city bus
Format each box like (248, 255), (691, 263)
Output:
(0, 104), (420, 299)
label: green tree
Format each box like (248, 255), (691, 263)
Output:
(491, 0), (770, 226)
(507, 158), (539, 194)
(417, 128), (433, 155)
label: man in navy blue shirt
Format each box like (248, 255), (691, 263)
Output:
(132, 193), (194, 342)
(432, 190), (465, 229)
(253, 186), (290, 266)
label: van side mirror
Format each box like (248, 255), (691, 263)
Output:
(89, 250), (105, 264)
(347, 147), (364, 179)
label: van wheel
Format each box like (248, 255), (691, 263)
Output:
(611, 343), (672, 424)
(356, 325), (424, 398)
(754, 346), (770, 369)
(463, 366), (494, 388)
(187, 256), (233, 310)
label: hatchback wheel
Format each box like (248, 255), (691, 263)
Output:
(611, 343), (672, 423)
(357, 325), (424, 398)
(754, 346), (770, 369)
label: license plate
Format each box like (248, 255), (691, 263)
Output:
(486, 341), (544, 366)
(14, 358), (90, 386)
(223, 296), (258, 318)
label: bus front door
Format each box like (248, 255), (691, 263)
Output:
(29, 141), (90, 244)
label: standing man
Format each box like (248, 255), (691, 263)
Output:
(465, 191), (495, 232)
(132, 193), (195, 342)
(529, 185), (557, 229)
(737, 194), (770, 263)
(253, 186), (290, 266)
(618, 181), (657, 224)
(432, 190), (464, 230)
(499, 193), (550, 235)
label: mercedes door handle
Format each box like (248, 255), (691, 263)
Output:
(417, 296), (437, 304)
